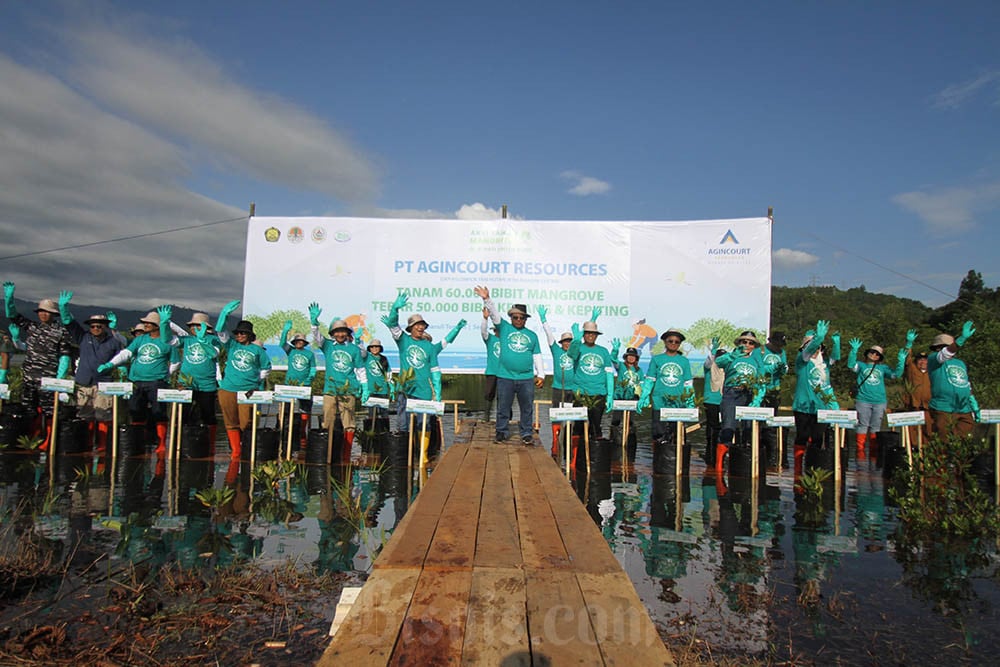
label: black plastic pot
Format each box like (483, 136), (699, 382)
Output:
(305, 428), (343, 465)
(243, 427), (280, 463)
(56, 418), (90, 454)
(579, 437), (613, 474)
(115, 424), (147, 457)
(0, 404), (30, 447)
(878, 430), (908, 480)
(180, 423), (210, 459)
(652, 438), (691, 476)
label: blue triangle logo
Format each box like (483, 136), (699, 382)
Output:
(719, 229), (739, 245)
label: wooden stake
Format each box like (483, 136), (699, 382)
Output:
(622, 410), (630, 470)
(564, 420), (571, 479)
(584, 422), (591, 477)
(49, 393), (60, 481)
(250, 405), (258, 473)
(751, 421), (759, 480)
(419, 413), (429, 468)
(675, 421), (683, 481)
(407, 413), (415, 470)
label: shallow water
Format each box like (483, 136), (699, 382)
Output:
(2, 402), (999, 664)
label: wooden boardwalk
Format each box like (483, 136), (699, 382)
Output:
(318, 423), (673, 666)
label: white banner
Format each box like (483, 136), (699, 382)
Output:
(243, 216), (772, 373)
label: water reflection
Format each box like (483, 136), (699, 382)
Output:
(3, 408), (1000, 662)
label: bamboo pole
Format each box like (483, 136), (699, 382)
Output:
(49, 393), (60, 481)
(751, 421), (759, 480)
(834, 425), (842, 483)
(622, 410), (630, 470)
(407, 413), (415, 470)
(564, 420), (571, 479)
(675, 421), (683, 480)
(419, 413), (429, 468)
(584, 421), (591, 477)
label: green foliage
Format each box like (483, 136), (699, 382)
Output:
(195, 486), (236, 509)
(799, 467), (832, 500)
(684, 318), (742, 352)
(890, 434), (1000, 542)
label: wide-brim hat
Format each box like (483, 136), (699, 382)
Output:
(367, 338), (383, 350)
(290, 333), (308, 344)
(931, 333), (954, 347)
(660, 328), (685, 342)
(233, 320), (256, 338)
(84, 314), (110, 325)
(328, 319), (351, 333)
(624, 347), (640, 359)
(405, 314), (429, 332)
(35, 299), (59, 314)
(734, 331), (760, 346)
(582, 321), (602, 335)
(507, 304), (530, 318)
(140, 311), (160, 325)
(187, 312), (211, 327)
(558, 331), (573, 344)
(865, 345), (885, 358)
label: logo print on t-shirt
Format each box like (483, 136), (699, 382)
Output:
(945, 365), (970, 389)
(137, 343), (161, 365)
(329, 349), (352, 373)
(291, 355), (310, 371)
(231, 348), (255, 372)
(506, 331), (531, 354)
(406, 345), (428, 370)
(579, 352), (604, 376)
(658, 361), (684, 387)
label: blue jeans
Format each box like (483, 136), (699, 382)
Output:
(720, 387), (751, 445)
(855, 401), (885, 435)
(496, 377), (535, 438)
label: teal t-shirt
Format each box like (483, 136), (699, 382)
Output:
(219, 339), (271, 392)
(485, 334), (501, 376)
(928, 353), (973, 413)
(126, 335), (172, 382)
(718, 350), (767, 391)
(702, 359), (722, 406)
(644, 353), (694, 408)
(366, 355), (390, 395)
(570, 342), (614, 396)
(550, 342), (576, 391)
(177, 335), (220, 391)
(761, 347), (788, 391)
(395, 334), (440, 400)
(284, 345), (316, 385)
(612, 361), (642, 400)
(319, 339), (365, 396)
(496, 320), (540, 381)
(792, 347), (838, 413)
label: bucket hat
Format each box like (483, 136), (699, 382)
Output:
(35, 299), (59, 314)
(865, 345), (885, 358)
(558, 331), (573, 343)
(290, 333), (308, 345)
(405, 314), (429, 332)
(623, 347), (640, 359)
(660, 328), (685, 342)
(233, 320), (256, 339)
(187, 312), (211, 327)
(367, 338), (383, 350)
(582, 321), (602, 335)
(84, 314), (110, 325)
(140, 311), (160, 325)
(507, 304), (530, 318)
(734, 331), (760, 346)
(931, 333), (954, 348)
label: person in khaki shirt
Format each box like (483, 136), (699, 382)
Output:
(903, 348), (932, 442)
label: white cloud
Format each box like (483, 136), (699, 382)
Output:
(773, 248), (820, 270)
(456, 203), (507, 220)
(891, 180), (1000, 233)
(931, 70), (1000, 110)
(0, 11), (379, 310)
(560, 170), (611, 196)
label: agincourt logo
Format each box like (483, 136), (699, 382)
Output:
(708, 229), (751, 256)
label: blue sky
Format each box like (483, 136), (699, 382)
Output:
(1, 1), (998, 310)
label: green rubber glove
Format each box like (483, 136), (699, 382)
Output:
(956, 320), (975, 346)
(431, 370), (442, 401)
(195, 322), (208, 341)
(8, 322), (20, 345)
(905, 328), (917, 347)
(156, 305), (172, 339)
(571, 322), (582, 341)
(3, 281), (15, 318)
(969, 395), (980, 421)
(849, 338), (863, 353)
(536, 305), (548, 323)
(360, 384), (371, 406)
(280, 319), (293, 343)
(605, 372), (614, 410)
(637, 377), (655, 411)
(0, 369), (7, 384)
(217, 299), (241, 332)
(107, 311), (117, 330)
(58, 290), (74, 325)
(815, 320), (829, 341)
(308, 302), (322, 327)
(590, 307), (601, 323)
(610, 337), (621, 359)
(445, 319), (467, 344)
(97, 362), (114, 374)
(56, 354), (71, 380)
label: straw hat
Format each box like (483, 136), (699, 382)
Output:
(582, 321), (602, 335)
(558, 331), (573, 343)
(931, 333), (954, 347)
(507, 304), (530, 318)
(405, 314), (429, 332)
(328, 319), (351, 333)
(35, 299), (59, 314)
(187, 312), (211, 327)
(140, 311), (160, 325)
(734, 331), (760, 346)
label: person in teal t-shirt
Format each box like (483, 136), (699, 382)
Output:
(310, 304), (369, 460)
(927, 321), (979, 439)
(281, 327), (317, 441)
(217, 319), (272, 459)
(847, 332), (909, 454)
(568, 320), (615, 441)
(381, 293), (443, 435)
(638, 328), (694, 443)
(481, 307), (502, 421)
(791, 321), (841, 474)
(537, 304), (576, 456)
(98, 305), (174, 454)
(475, 286), (545, 445)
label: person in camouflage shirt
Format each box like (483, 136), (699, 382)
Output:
(4, 282), (73, 447)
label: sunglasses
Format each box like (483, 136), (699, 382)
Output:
(510, 315), (526, 320)
(737, 339), (756, 345)
(89, 323), (105, 329)
(665, 338), (682, 344)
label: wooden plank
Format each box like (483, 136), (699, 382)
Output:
(424, 446), (488, 570)
(576, 572), (673, 666)
(318, 568), (420, 667)
(461, 567), (529, 665)
(509, 448), (572, 570)
(529, 446), (622, 574)
(375, 444), (468, 569)
(390, 569), (474, 666)
(474, 445), (522, 568)
(524, 569), (604, 665)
